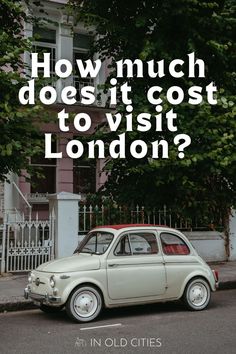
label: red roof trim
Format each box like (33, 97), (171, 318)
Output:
(93, 224), (169, 230)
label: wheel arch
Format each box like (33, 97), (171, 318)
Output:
(180, 272), (214, 298)
(70, 282), (104, 303)
(61, 278), (106, 305)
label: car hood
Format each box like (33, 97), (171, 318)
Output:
(36, 254), (101, 273)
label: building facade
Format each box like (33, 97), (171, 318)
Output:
(2, 0), (108, 220)
(1, 1), (236, 268)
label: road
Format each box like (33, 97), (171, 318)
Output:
(0, 289), (235, 354)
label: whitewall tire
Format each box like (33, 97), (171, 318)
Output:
(66, 286), (103, 322)
(183, 278), (211, 311)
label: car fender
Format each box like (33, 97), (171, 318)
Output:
(179, 269), (216, 298)
(60, 276), (107, 304)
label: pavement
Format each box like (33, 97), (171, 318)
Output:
(0, 261), (236, 313)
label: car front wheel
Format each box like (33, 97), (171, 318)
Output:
(66, 286), (102, 322)
(183, 278), (211, 311)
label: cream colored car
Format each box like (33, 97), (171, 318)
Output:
(24, 224), (218, 323)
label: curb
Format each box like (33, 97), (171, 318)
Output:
(0, 298), (36, 313)
(218, 281), (236, 291)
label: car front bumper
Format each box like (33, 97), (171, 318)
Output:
(24, 287), (62, 305)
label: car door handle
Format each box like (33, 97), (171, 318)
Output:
(108, 264), (118, 267)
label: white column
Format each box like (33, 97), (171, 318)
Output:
(56, 18), (74, 99)
(229, 209), (236, 261)
(48, 192), (81, 258)
(97, 55), (108, 107)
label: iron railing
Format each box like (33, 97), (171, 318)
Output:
(78, 204), (224, 235)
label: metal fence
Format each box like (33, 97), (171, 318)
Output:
(0, 223), (5, 273)
(0, 181), (4, 219)
(78, 204), (224, 235)
(0, 212), (55, 273)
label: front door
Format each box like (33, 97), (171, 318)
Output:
(107, 231), (166, 300)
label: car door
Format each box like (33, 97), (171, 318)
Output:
(160, 232), (198, 297)
(106, 231), (167, 300)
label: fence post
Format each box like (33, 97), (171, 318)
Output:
(229, 209), (236, 261)
(0, 213), (7, 273)
(48, 192), (81, 259)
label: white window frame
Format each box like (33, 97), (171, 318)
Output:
(32, 40), (57, 87)
(73, 34), (95, 103)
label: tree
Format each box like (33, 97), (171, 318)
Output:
(69, 0), (236, 226)
(0, 0), (45, 181)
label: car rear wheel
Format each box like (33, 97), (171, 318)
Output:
(39, 304), (64, 313)
(183, 278), (211, 311)
(66, 286), (102, 322)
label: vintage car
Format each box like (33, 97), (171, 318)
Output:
(24, 224), (218, 323)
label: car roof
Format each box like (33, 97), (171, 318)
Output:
(93, 224), (169, 230)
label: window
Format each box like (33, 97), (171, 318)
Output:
(73, 33), (93, 101)
(161, 233), (190, 255)
(129, 233), (158, 254)
(73, 156), (96, 194)
(114, 233), (158, 256)
(114, 235), (131, 256)
(32, 26), (57, 85)
(30, 140), (57, 194)
(77, 231), (113, 254)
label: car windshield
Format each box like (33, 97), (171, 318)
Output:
(75, 231), (114, 255)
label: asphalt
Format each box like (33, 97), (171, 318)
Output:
(1, 290), (236, 354)
(0, 261), (235, 313)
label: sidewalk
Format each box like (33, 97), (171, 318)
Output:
(0, 262), (236, 313)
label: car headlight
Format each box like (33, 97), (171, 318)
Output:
(28, 272), (33, 283)
(50, 275), (56, 288)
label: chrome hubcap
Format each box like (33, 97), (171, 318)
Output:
(74, 291), (98, 318)
(189, 283), (208, 307)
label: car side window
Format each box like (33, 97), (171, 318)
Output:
(114, 233), (158, 256)
(114, 235), (132, 256)
(161, 233), (190, 255)
(129, 233), (158, 255)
